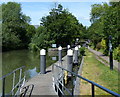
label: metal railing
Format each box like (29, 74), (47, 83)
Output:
(20, 84), (34, 97)
(52, 64), (120, 97)
(0, 66), (26, 97)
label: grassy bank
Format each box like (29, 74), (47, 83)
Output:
(80, 49), (119, 95)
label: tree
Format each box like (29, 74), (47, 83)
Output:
(103, 2), (120, 53)
(29, 26), (54, 51)
(2, 2), (22, 50)
(40, 4), (82, 47)
(88, 1), (120, 58)
(29, 3), (86, 51)
(2, 2), (35, 51)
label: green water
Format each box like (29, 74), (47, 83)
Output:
(1, 49), (66, 95)
(2, 50), (58, 77)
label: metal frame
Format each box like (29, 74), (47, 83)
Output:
(52, 64), (120, 97)
(0, 66), (26, 97)
(20, 84), (34, 97)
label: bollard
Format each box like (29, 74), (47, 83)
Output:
(67, 45), (70, 49)
(40, 49), (46, 74)
(58, 46), (62, 63)
(67, 49), (73, 76)
(74, 46), (78, 64)
(78, 45), (81, 48)
(58, 46), (63, 96)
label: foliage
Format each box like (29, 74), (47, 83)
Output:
(113, 46), (120, 62)
(40, 4), (85, 47)
(2, 2), (35, 51)
(96, 42), (102, 51)
(29, 26), (55, 51)
(29, 3), (86, 51)
(101, 39), (106, 49)
(79, 47), (85, 56)
(88, 2), (120, 61)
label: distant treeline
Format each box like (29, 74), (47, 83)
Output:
(1, 2), (120, 61)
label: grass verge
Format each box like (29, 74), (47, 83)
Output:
(80, 49), (119, 95)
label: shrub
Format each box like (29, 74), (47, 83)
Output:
(79, 47), (85, 56)
(101, 39), (106, 49)
(96, 42), (102, 51)
(113, 46), (120, 62)
(88, 42), (92, 47)
(29, 43), (39, 51)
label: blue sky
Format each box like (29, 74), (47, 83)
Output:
(1, 0), (110, 27)
(21, 2), (105, 27)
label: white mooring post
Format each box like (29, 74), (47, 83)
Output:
(40, 49), (46, 74)
(67, 49), (73, 76)
(67, 45), (70, 49)
(58, 46), (62, 64)
(78, 45), (81, 48)
(74, 46), (78, 64)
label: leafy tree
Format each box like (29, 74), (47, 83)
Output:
(29, 3), (87, 51)
(103, 2), (120, 54)
(88, 1), (120, 61)
(40, 4), (82, 47)
(2, 2), (35, 51)
(25, 24), (36, 44)
(29, 26), (54, 51)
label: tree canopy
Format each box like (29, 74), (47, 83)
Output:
(2, 2), (36, 51)
(88, 2), (120, 61)
(29, 4), (86, 50)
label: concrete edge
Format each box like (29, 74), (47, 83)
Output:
(74, 56), (84, 95)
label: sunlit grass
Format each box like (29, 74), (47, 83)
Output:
(80, 49), (119, 95)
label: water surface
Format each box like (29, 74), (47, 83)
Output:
(1, 49), (66, 94)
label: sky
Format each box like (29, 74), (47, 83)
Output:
(0, 0), (110, 27)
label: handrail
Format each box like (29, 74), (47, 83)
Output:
(20, 84), (34, 97)
(0, 66), (25, 80)
(0, 66), (26, 97)
(54, 64), (120, 97)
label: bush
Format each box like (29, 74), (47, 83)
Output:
(79, 47), (85, 56)
(101, 39), (106, 49)
(113, 46), (120, 62)
(88, 42), (92, 47)
(96, 42), (102, 51)
(28, 43), (39, 51)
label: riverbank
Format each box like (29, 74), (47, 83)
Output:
(88, 47), (120, 71)
(80, 49), (119, 95)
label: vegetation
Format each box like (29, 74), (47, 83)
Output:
(87, 2), (120, 61)
(113, 46), (120, 62)
(1, 2), (119, 62)
(1, 2), (36, 51)
(29, 4), (86, 50)
(80, 49), (119, 95)
(79, 47), (85, 56)
(1, 2), (86, 51)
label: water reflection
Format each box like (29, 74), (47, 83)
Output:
(2, 50), (40, 76)
(26, 67), (38, 78)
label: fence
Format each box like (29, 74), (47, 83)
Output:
(0, 66), (26, 97)
(52, 63), (120, 97)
